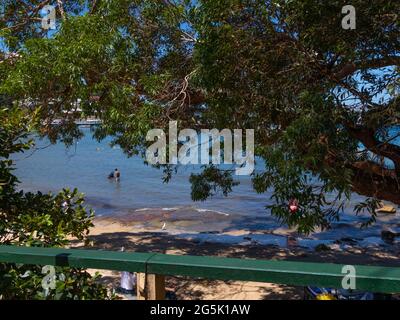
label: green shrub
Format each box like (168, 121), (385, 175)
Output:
(0, 108), (113, 300)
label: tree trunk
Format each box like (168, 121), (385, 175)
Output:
(350, 164), (400, 205)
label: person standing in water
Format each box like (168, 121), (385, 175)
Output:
(114, 168), (120, 181)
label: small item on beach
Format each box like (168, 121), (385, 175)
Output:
(305, 286), (376, 300)
(375, 202), (397, 214)
(289, 198), (299, 214)
(161, 222), (167, 230)
(120, 271), (136, 294)
(118, 247), (136, 295)
(316, 293), (336, 300)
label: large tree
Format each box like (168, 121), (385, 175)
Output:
(1, 0), (399, 233)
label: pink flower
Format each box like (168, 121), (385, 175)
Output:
(289, 199), (299, 214)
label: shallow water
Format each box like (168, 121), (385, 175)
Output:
(14, 129), (270, 221)
(12, 128), (400, 248)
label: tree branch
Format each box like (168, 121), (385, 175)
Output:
(57, 0), (66, 20)
(333, 56), (400, 80)
(345, 123), (400, 175)
(350, 161), (400, 205)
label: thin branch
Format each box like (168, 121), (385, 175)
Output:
(57, 0), (66, 20)
(333, 56), (400, 80)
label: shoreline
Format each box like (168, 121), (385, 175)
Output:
(87, 216), (400, 265)
(90, 208), (400, 251)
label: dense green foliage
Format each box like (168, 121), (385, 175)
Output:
(0, 0), (399, 234)
(0, 108), (112, 299)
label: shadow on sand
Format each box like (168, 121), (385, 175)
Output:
(70, 230), (400, 300)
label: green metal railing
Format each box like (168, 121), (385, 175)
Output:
(0, 245), (399, 298)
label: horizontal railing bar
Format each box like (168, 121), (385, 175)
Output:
(0, 245), (152, 272)
(147, 254), (400, 293)
(0, 245), (399, 293)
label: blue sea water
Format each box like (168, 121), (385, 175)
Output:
(12, 128), (400, 247)
(13, 129), (271, 221)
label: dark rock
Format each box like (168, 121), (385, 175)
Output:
(315, 244), (331, 252)
(339, 237), (359, 245)
(381, 230), (399, 242)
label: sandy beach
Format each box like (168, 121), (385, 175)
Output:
(70, 216), (400, 300)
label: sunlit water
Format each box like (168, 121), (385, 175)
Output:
(12, 128), (400, 248)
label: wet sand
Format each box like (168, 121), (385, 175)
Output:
(70, 216), (400, 300)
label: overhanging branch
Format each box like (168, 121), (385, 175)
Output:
(333, 56), (400, 80)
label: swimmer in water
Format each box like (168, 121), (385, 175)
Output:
(113, 168), (120, 181)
